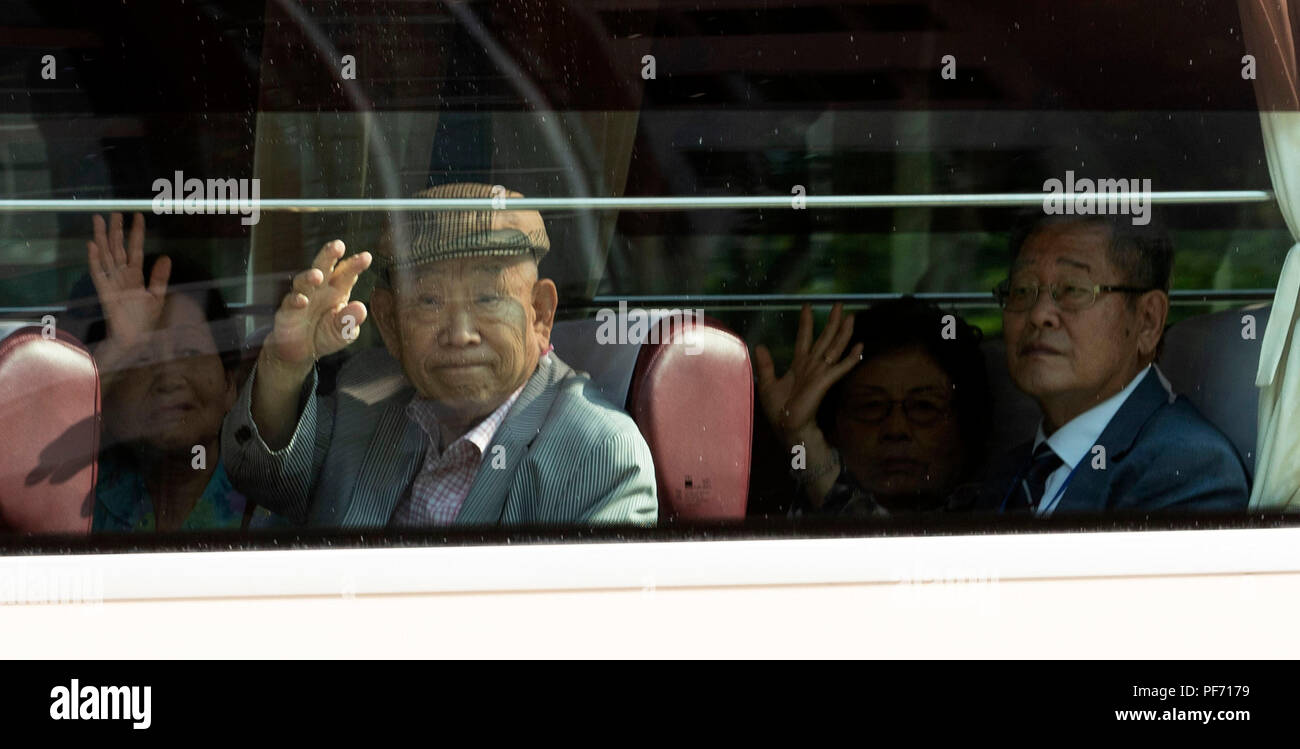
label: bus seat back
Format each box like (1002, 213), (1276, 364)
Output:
(982, 339), (1043, 461)
(1160, 305), (1269, 476)
(0, 325), (98, 534)
(552, 311), (753, 521)
(549, 317), (642, 409)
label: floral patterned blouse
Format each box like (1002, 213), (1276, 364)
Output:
(92, 450), (288, 532)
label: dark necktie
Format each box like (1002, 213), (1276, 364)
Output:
(1004, 443), (1065, 513)
(1021, 443), (1065, 512)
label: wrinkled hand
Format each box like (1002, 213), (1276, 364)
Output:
(754, 303), (863, 447)
(87, 212), (169, 348)
(263, 240), (372, 372)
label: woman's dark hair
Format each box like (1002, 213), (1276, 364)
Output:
(816, 296), (992, 468)
(66, 253), (242, 372)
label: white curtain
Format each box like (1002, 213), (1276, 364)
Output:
(1242, 1), (1300, 509)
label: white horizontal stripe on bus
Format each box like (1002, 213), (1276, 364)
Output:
(0, 191), (1276, 213)
(2, 527), (1299, 602)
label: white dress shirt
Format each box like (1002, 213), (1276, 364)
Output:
(1030, 364), (1172, 516)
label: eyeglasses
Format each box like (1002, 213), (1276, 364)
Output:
(993, 279), (1155, 313)
(846, 394), (951, 426)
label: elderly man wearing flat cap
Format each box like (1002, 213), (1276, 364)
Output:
(222, 183), (657, 527)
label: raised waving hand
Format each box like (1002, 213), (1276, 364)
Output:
(754, 303), (862, 448)
(262, 240), (373, 372)
(86, 212), (170, 348)
(251, 240), (371, 449)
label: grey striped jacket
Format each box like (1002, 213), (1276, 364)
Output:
(220, 349), (658, 528)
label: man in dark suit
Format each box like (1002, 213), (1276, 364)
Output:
(981, 214), (1248, 514)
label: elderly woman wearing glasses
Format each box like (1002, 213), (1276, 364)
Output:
(755, 297), (991, 515)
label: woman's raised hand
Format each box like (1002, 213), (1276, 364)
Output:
(754, 303), (863, 447)
(87, 212), (169, 348)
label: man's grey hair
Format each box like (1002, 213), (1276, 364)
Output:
(1008, 212), (1174, 293)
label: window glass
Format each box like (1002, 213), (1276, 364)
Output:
(1, 0), (1294, 545)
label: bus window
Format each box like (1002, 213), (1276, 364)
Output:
(0, 0), (1296, 555)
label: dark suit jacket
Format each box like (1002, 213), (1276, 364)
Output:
(973, 369), (1250, 513)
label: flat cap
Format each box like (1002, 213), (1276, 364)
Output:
(374, 182), (550, 281)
